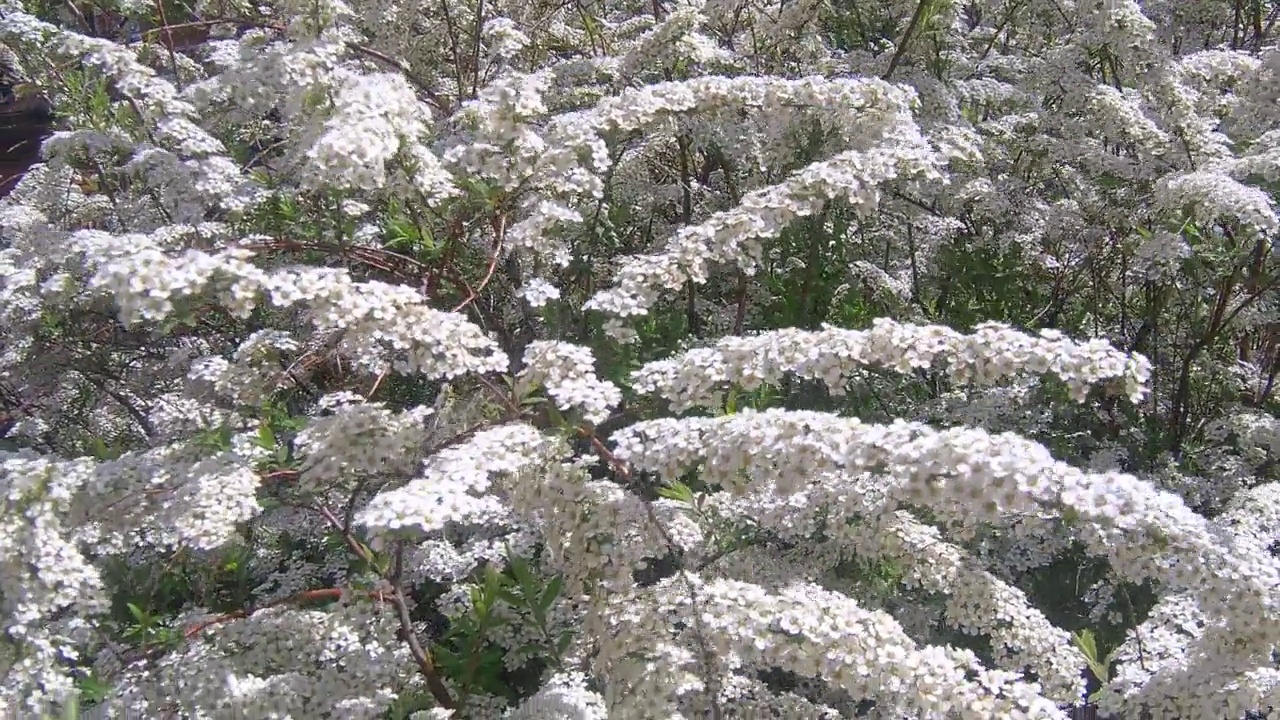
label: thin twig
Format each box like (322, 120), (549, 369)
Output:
(315, 506), (456, 710)
(883, 0), (933, 80)
(452, 214), (506, 312)
(154, 0), (185, 89)
(578, 427), (724, 720)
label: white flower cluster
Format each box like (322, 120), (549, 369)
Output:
(849, 511), (1085, 702)
(112, 602), (419, 718)
(501, 670), (606, 720)
(1131, 230), (1192, 280)
(598, 575), (1064, 718)
(0, 452), (105, 713)
(518, 278), (561, 308)
(687, 465), (1086, 701)
(613, 408), (1280, 677)
(1206, 411), (1280, 468)
(519, 342), (622, 425)
(0, 12), (258, 218)
(76, 234), (507, 378)
(293, 398), (436, 492)
(586, 139), (943, 323)
(298, 72), (456, 196)
(146, 393), (236, 444)
(186, 329), (302, 407)
(355, 423), (553, 538)
(1102, 480), (1280, 717)
(84, 443), (264, 551)
(631, 318), (1152, 410)
(1156, 170), (1280, 235)
(617, 2), (733, 79)
(2, 0), (1279, 715)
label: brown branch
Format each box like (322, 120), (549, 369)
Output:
(182, 587), (371, 639)
(733, 272), (748, 335)
(154, 0), (185, 88)
(314, 505), (456, 710)
(883, 0), (932, 80)
(576, 425), (723, 720)
(452, 214), (506, 313)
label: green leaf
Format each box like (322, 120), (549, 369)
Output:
(1073, 629), (1110, 684)
(545, 402), (566, 428)
(432, 644), (461, 669)
(485, 563), (509, 592)
(126, 602), (148, 624)
(538, 575), (563, 615)
(1073, 629), (1098, 661)
(724, 386), (739, 415)
(556, 629), (574, 656)
(657, 481), (694, 505)
(470, 585), (489, 616)
(508, 553), (536, 590)
(475, 669), (510, 697)
(75, 670), (112, 704)
(1060, 506), (1080, 526)
(256, 424), (276, 451)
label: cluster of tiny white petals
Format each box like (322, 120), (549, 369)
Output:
(356, 423), (553, 538)
(519, 342), (622, 425)
(613, 408), (1280, 658)
(299, 72), (455, 195)
(0, 11), (259, 218)
(1132, 230), (1192, 280)
(496, 456), (697, 600)
(77, 235), (508, 378)
(293, 398), (435, 490)
(519, 277), (561, 308)
(187, 329), (302, 407)
(1207, 411), (1280, 467)
(617, 2), (734, 78)
(146, 393), (236, 444)
(112, 601), (418, 718)
(632, 318), (1152, 410)
(849, 511), (1086, 702)
(0, 452), (105, 712)
(586, 140), (943, 324)
(1155, 171), (1280, 235)
(80, 442), (264, 551)
(598, 575), (1063, 719)
(2, 0), (1279, 714)
(501, 670), (606, 719)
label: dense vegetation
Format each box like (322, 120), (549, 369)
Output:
(0, 0), (1277, 717)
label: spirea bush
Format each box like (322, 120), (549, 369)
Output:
(0, 0), (1277, 716)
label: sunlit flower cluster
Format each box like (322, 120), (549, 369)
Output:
(0, 0), (1276, 717)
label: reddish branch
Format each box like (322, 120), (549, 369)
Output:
(313, 505), (457, 709)
(237, 238), (425, 281)
(181, 587), (388, 639)
(451, 215), (506, 313)
(574, 423), (724, 720)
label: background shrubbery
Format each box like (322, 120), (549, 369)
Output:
(0, 0), (1277, 717)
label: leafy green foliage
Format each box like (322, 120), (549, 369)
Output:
(932, 241), (1053, 330)
(430, 555), (570, 708)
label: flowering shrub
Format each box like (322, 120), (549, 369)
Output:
(0, 0), (1277, 717)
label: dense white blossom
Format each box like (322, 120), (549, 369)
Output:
(0, 0), (1276, 717)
